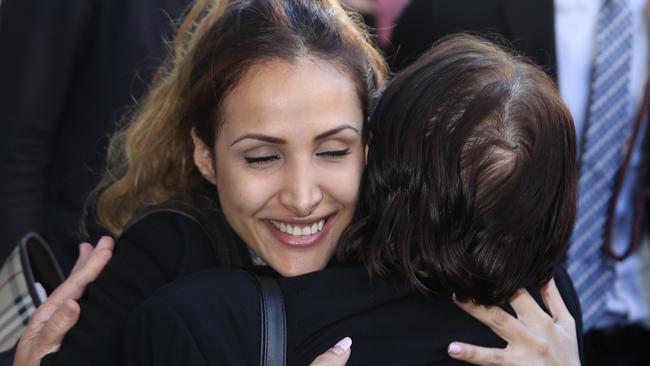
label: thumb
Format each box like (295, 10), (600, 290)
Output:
(309, 337), (352, 366)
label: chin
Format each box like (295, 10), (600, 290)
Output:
(274, 258), (328, 277)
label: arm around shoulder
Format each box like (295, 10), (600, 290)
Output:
(124, 296), (208, 366)
(41, 212), (217, 366)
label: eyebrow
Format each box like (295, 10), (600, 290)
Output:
(230, 124), (360, 147)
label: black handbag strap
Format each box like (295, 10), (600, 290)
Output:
(251, 273), (287, 366)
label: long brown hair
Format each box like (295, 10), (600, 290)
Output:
(91, 0), (387, 235)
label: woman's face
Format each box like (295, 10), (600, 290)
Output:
(193, 57), (365, 277)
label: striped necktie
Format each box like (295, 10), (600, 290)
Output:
(567, 0), (633, 331)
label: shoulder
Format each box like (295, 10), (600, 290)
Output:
(122, 209), (207, 241)
(153, 268), (259, 310)
(116, 210), (218, 275)
(124, 294), (209, 366)
(130, 269), (261, 365)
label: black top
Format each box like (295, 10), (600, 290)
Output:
(125, 266), (583, 365)
(40, 210), (248, 366)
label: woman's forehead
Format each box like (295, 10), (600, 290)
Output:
(218, 57), (364, 141)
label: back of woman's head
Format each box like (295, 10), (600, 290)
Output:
(342, 34), (577, 305)
(94, 0), (387, 235)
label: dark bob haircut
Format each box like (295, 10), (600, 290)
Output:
(341, 34), (577, 305)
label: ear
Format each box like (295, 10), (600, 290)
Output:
(191, 129), (217, 184)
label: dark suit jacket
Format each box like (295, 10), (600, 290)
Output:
(125, 266), (583, 366)
(390, 0), (556, 78)
(0, 0), (190, 272)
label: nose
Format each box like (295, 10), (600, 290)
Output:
(279, 161), (323, 217)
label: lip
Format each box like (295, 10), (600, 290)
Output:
(263, 215), (333, 248)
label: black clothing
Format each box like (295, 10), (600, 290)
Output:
(390, 0), (556, 77)
(584, 324), (650, 366)
(0, 0), (190, 273)
(125, 266), (583, 366)
(40, 210), (248, 366)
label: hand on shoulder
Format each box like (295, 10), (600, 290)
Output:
(13, 237), (114, 366)
(448, 278), (581, 366)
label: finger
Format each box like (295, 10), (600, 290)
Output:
(38, 300), (80, 354)
(508, 289), (553, 327)
(95, 236), (116, 251)
(448, 342), (510, 366)
(309, 337), (352, 366)
(71, 238), (114, 285)
(540, 278), (574, 327)
(453, 297), (535, 344)
(70, 243), (94, 275)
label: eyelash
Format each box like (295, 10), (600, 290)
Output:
(317, 148), (350, 158)
(245, 155), (280, 164)
(244, 149), (350, 165)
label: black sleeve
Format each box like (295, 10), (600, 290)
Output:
(0, 349), (15, 366)
(124, 296), (208, 366)
(0, 0), (93, 256)
(124, 269), (262, 366)
(41, 212), (217, 366)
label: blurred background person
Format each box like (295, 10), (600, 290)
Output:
(0, 0), (191, 273)
(391, 0), (650, 364)
(341, 0), (411, 48)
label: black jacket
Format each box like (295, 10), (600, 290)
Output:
(125, 265), (583, 365)
(39, 210), (249, 366)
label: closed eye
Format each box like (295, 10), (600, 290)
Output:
(316, 149), (350, 158)
(245, 155), (281, 164)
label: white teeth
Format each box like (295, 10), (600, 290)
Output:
(269, 219), (326, 236)
(292, 226), (302, 236)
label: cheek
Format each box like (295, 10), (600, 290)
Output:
(323, 154), (365, 209)
(216, 164), (272, 220)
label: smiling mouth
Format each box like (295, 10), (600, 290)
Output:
(268, 218), (327, 236)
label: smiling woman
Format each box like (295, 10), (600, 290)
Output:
(191, 57), (366, 276)
(12, 0), (386, 365)
(123, 34), (583, 366)
(11, 2), (582, 366)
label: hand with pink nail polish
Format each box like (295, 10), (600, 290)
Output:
(308, 337), (352, 366)
(447, 279), (580, 366)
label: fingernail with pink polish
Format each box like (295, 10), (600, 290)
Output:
(332, 337), (352, 356)
(448, 343), (462, 356)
